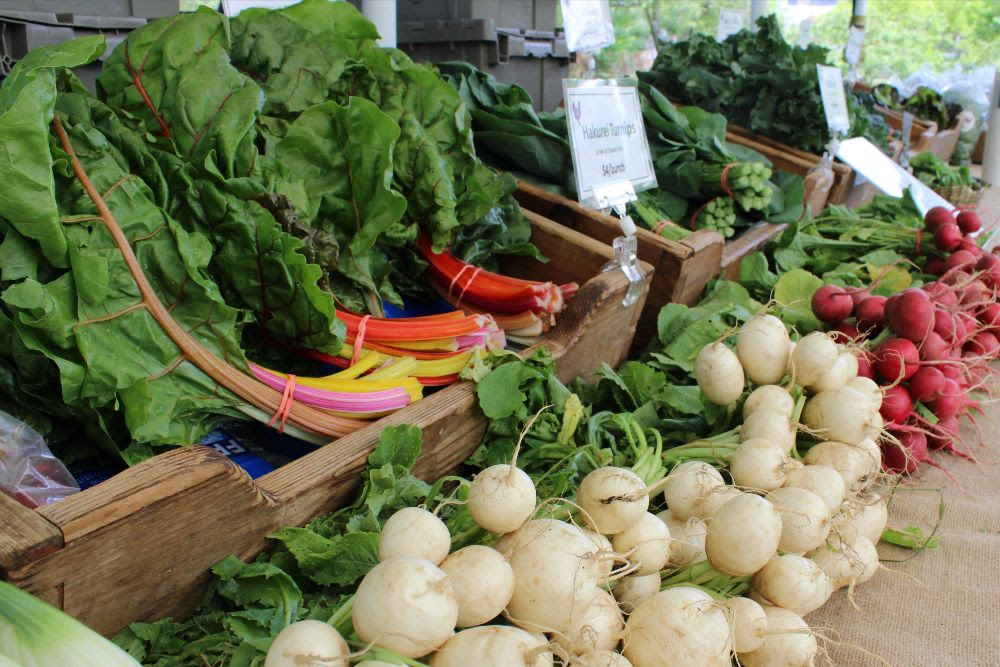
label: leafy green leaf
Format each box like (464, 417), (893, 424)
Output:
(268, 528), (379, 587)
(773, 268), (823, 332)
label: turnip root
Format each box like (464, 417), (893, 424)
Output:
(743, 385), (795, 420)
(623, 587), (732, 667)
(811, 535), (879, 590)
(569, 650), (633, 667)
(468, 464), (537, 534)
(352, 556), (458, 658)
(723, 596), (768, 653)
(378, 507), (451, 564)
(582, 528), (614, 580)
(783, 464), (846, 512)
(705, 493), (783, 576)
(791, 332), (838, 386)
(835, 495), (888, 545)
(752, 554), (832, 616)
(765, 487), (831, 554)
(844, 376), (882, 411)
(265, 620), (349, 667)
(807, 350), (859, 393)
(564, 587), (624, 653)
(502, 519), (603, 632)
(656, 510), (707, 567)
(802, 386), (882, 445)
(429, 625), (552, 667)
(737, 314), (792, 384)
(662, 461), (725, 520)
(803, 441), (874, 492)
(439, 545), (515, 627)
(695, 342), (745, 405)
(737, 606), (818, 667)
(740, 410), (796, 453)
(578, 467), (648, 534)
(611, 512), (670, 576)
(613, 573), (662, 614)
(731, 438), (794, 491)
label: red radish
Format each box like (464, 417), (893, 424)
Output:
(849, 289), (870, 309)
(873, 338), (920, 382)
(961, 280), (991, 307)
(879, 385), (913, 424)
(933, 309), (960, 344)
(886, 289), (934, 342)
(933, 223), (963, 252)
(959, 237), (982, 255)
(928, 379), (961, 420)
(855, 296), (886, 334)
(928, 417), (959, 451)
(924, 257), (946, 275)
(919, 331), (950, 362)
(856, 352), (875, 380)
(975, 254), (1000, 287)
(940, 361), (962, 381)
(908, 366), (946, 402)
(965, 331), (999, 357)
(924, 206), (955, 231)
(882, 428), (927, 475)
(957, 210), (982, 234)
(978, 302), (1000, 332)
(831, 322), (860, 343)
(945, 250), (977, 272)
(811, 285), (854, 324)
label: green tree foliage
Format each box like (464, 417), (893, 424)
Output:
(806, 0), (999, 80)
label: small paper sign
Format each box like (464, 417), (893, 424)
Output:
(221, 0), (297, 16)
(561, 0), (615, 53)
(816, 64), (851, 135)
(563, 80), (657, 207)
(716, 9), (745, 41)
(835, 137), (951, 216)
(845, 26), (865, 65)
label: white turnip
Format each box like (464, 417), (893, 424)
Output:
(740, 410), (796, 453)
(803, 441), (876, 492)
(378, 507), (451, 565)
(802, 386), (882, 445)
(737, 314), (792, 384)
(791, 332), (838, 386)
(352, 556), (458, 658)
(429, 625), (552, 667)
(844, 376), (882, 410)
(578, 467), (648, 534)
(468, 463), (537, 534)
(439, 545), (515, 627)
(835, 495), (888, 545)
(695, 342), (745, 405)
(611, 512), (670, 576)
(662, 461), (725, 520)
(752, 554), (832, 616)
(742, 384), (795, 420)
(737, 606), (818, 667)
(723, 596), (767, 653)
(656, 510), (707, 567)
(569, 650), (633, 667)
(807, 350), (858, 393)
(564, 587), (624, 653)
(783, 464), (846, 512)
(705, 493), (783, 576)
(811, 535), (879, 590)
(265, 620), (349, 667)
(765, 487), (831, 554)
(612, 573), (661, 614)
(623, 587), (732, 667)
(730, 438), (794, 491)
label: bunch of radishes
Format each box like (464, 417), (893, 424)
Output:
(808, 205), (996, 474)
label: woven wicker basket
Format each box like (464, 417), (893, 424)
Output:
(933, 184), (985, 207)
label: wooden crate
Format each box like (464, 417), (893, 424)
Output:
(726, 124), (854, 206)
(0, 211), (651, 638)
(514, 181), (724, 352)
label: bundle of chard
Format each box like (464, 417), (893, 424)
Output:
(417, 233), (578, 341)
(809, 206), (996, 474)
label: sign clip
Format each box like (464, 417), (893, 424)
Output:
(594, 181), (645, 307)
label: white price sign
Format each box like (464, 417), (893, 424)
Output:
(845, 26), (865, 65)
(816, 64), (851, 135)
(716, 8), (745, 41)
(563, 80), (657, 206)
(835, 137), (951, 216)
(560, 0), (615, 53)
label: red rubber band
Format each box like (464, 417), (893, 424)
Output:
(689, 198), (715, 231)
(915, 228), (922, 256)
(267, 374), (297, 433)
(653, 220), (671, 236)
(720, 162), (737, 199)
(351, 315), (372, 366)
(447, 264), (474, 300)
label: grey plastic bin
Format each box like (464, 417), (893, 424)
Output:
(398, 18), (569, 112)
(397, 0), (557, 32)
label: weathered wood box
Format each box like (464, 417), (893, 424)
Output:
(0, 210), (652, 637)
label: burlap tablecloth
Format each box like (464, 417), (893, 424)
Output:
(808, 405), (1000, 666)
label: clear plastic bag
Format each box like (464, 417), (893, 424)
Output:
(0, 410), (79, 509)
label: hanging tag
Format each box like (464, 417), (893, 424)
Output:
(845, 26), (865, 65)
(816, 65), (851, 136)
(560, 0), (615, 53)
(591, 181), (645, 306)
(900, 111), (914, 169)
(716, 9), (745, 41)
